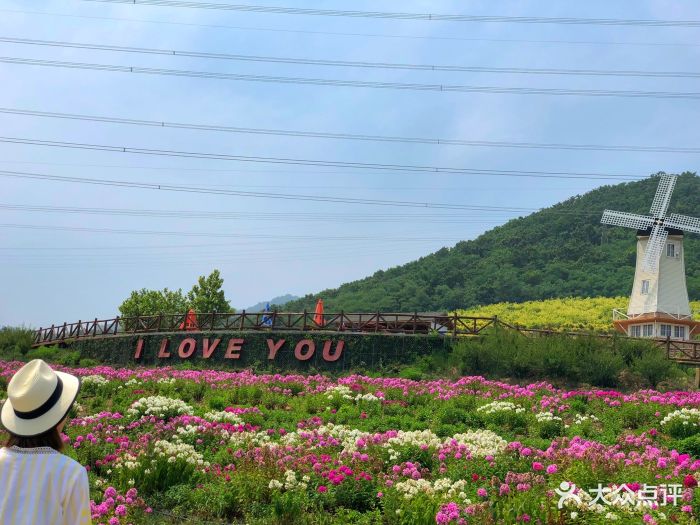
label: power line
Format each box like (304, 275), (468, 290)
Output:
(4, 36), (700, 79)
(0, 203), (516, 223)
(0, 169), (540, 211)
(3, 106), (698, 154)
(0, 139), (645, 180)
(0, 169), (631, 213)
(0, 222), (466, 242)
(4, 8), (697, 48)
(3, 56), (700, 100)
(84, 0), (700, 27)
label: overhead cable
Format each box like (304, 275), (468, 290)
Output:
(2, 106), (697, 154)
(3, 8), (697, 48)
(3, 37), (699, 79)
(0, 139), (644, 179)
(84, 1), (700, 27)
(2, 56), (700, 99)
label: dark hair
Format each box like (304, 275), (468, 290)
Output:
(5, 425), (65, 452)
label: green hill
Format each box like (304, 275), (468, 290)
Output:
(286, 172), (700, 311)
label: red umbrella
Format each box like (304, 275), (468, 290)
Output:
(314, 299), (324, 327)
(179, 309), (200, 331)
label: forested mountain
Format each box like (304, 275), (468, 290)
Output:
(285, 172), (700, 312)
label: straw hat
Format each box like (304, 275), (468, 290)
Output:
(1, 360), (80, 437)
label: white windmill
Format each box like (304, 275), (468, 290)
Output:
(601, 174), (700, 340)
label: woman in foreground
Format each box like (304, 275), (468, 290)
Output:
(0, 359), (91, 524)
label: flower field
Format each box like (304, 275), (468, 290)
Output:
(3, 361), (700, 524)
(457, 297), (700, 333)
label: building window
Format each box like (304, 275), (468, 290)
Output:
(674, 326), (686, 339)
(660, 324), (672, 338)
(641, 280), (650, 294)
(643, 324), (654, 337)
(667, 243), (676, 257)
(630, 325), (642, 337)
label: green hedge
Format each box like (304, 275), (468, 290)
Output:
(71, 331), (452, 373)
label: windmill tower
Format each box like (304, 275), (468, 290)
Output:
(601, 174), (700, 340)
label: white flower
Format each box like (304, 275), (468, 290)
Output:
(476, 401), (525, 415)
(81, 375), (109, 386)
(661, 408), (700, 428)
(203, 411), (244, 425)
(446, 429), (508, 457)
(536, 412), (562, 423)
(127, 396), (193, 419)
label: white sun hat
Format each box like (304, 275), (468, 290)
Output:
(1, 359), (81, 437)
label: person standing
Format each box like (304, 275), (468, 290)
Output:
(0, 359), (91, 524)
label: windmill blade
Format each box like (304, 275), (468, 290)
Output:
(601, 210), (655, 230)
(649, 174), (677, 218)
(665, 213), (700, 235)
(642, 223), (668, 272)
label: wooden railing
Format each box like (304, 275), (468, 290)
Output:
(32, 312), (498, 346)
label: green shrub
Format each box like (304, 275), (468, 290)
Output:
(25, 346), (81, 366)
(0, 326), (34, 359)
(676, 435), (700, 457)
(398, 367), (423, 381)
(632, 349), (674, 388)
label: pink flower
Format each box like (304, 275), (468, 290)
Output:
(682, 505), (693, 513)
(377, 492), (383, 498)
(115, 505), (126, 517)
(532, 462), (544, 471)
(317, 485), (328, 493)
(546, 464), (557, 475)
(477, 488), (488, 498)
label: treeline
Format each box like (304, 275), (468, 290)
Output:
(285, 173), (700, 312)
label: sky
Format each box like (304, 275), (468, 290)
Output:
(1, 0), (699, 327)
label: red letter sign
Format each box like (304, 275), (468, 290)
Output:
(294, 339), (315, 361)
(266, 339), (285, 360)
(322, 340), (344, 362)
(178, 338), (197, 359)
(202, 338), (221, 359)
(134, 338), (144, 360)
(225, 338), (244, 359)
(157, 338), (171, 358)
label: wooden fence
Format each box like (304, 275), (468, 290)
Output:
(32, 312), (497, 346)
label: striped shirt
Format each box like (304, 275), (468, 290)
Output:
(0, 446), (91, 525)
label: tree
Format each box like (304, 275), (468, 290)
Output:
(187, 270), (233, 313)
(118, 288), (188, 318)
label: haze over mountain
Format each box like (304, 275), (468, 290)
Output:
(245, 294), (300, 312)
(285, 173), (700, 312)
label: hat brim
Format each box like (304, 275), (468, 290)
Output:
(1, 371), (81, 437)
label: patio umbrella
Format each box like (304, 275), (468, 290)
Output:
(179, 308), (200, 331)
(314, 299), (324, 327)
(262, 302), (273, 327)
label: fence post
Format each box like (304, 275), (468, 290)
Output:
(240, 310), (246, 330)
(302, 310), (307, 331)
(114, 317), (119, 335)
(453, 312), (457, 337)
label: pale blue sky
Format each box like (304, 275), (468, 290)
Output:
(1, 0), (699, 326)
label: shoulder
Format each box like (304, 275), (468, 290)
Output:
(56, 453), (88, 480)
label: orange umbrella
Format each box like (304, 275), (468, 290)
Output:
(179, 309), (200, 331)
(313, 299), (324, 327)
